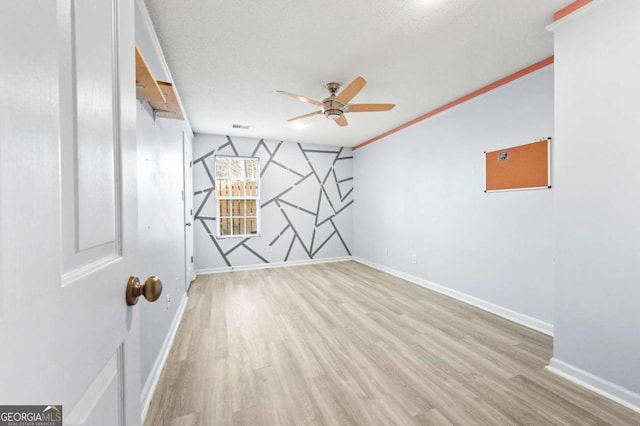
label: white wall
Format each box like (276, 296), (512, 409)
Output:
(135, 0), (193, 409)
(137, 102), (189, 386)
(193, 134), (353, 270)
(353, 66), (555, 328)
(550, 0), (640, 403)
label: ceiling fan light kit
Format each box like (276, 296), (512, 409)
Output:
(278, 75), (395, 127)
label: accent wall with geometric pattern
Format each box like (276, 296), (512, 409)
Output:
(193, 134), (353, 270)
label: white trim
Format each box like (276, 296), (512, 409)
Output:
(546, 0), (608, 32)
(188, 272), (196, 291)
(547, 136), (552, 187)
(140, 294), (189, 424)
(195, 256), (353, 275)
(547, 358), (640, 414)
(485, 186), (550, 193)
(353, 257), (554, 336)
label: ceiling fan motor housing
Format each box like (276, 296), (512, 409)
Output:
(323, 96), (346, 120)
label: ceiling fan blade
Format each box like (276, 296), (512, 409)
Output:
(277, 90), (323, 107)
(287, 110), (322, 122)
(335, 115), (348, 127)
(348, 103), (395, 112)
(336, 76), (366, 104)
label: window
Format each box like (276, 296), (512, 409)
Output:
(215, 156), (260, 237)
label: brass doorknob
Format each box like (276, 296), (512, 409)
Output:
(126, 276), (163, 306)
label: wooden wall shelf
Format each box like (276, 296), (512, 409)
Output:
(150, 81), (184, 120)
(135, 44), (184, 120)
(135, 44), (166, 104)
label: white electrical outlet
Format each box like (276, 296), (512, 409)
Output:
(411, 254), (417, 264)
(166, 293), (171, 310)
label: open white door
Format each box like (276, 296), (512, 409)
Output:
(0, 0), (144, 425)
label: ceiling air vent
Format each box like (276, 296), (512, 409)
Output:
(232, 124), (250, 130)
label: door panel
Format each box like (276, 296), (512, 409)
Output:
(66, 351), (123, 426)
(0, 0), (139, 424)
(61, 0), (120, 276)
(75, 0), (117, 251)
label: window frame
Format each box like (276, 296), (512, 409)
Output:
(214, 155), (261, 239)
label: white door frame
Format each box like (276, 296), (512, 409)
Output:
(183, 132), (195, 289)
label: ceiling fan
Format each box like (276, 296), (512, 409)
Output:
(277, 76), (395, 127)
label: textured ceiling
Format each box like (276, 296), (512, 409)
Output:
(144, 0), (570, 147)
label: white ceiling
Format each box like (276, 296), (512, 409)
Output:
(144, 0), (570, 148)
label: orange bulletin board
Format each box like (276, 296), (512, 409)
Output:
(485, 139), (551, 192)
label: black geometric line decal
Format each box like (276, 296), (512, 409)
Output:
(194, 187), (213, 196)
(199, 219), (231, 267)
(332, 169), (343, 200)
(276, 199), (311, 256)
(335, 200), (354, 216)
(322, 167), (333, 185)
(332, 147), (344, 165)
(341, 187), (354, 202)
(261, 172), (314, 208)
(202, 160), (215, 185)
(225, 237), (250, 256)
(194, 188), (214, 218)
(304, 149), (341, 154)
(278, 198), (316, 216)
(241, 243), (269, 263)
(225, 136), (239, 156)
(260, 141), (282, 177)
(269, 224), (291, 246)
(330, 218), (351, 256)
(310, 228), (317, 254)
(320, 185), (337, 214)
(312, 230), (337, 257)
(315, 200), (355, 228)
(251, 138), (271, 157)
(272, 160), (306, 178)
(194, 149), (216, 164)
(193, 135), (353, 268)
(285, 233), (296, 262)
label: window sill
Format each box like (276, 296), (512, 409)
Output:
(215, 233), (261, 239)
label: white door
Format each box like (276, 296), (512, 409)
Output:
(183, 133), (195, 288)
(0, 0), (144, 425)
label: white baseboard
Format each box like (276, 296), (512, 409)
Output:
(353, 257), (554, 336)
(194, 256), (353, 275)
(547, 358), (640, 414)
(187, 272), (196, 291)
(140, 294), (189, 424)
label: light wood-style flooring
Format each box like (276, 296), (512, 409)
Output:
(145, 261), (640, 425)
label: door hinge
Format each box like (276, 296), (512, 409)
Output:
(190, 209), (193, 215)
(190, 161), (193, 168)
(191, 256), (194, 263)
(181, 190), (184, 201)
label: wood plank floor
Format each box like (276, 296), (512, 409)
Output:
(144, 261), (640, 425)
